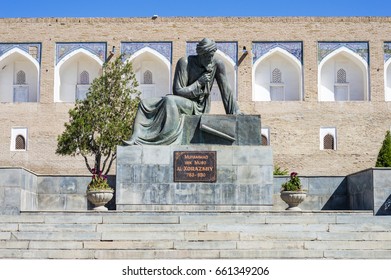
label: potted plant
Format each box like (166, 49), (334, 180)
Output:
(280, 172), (307, 211)
(86, 169), (114, 211)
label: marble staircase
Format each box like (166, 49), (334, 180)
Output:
(1, 211), (390, 259)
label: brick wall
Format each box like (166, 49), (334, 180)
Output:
(1, 17), (391, 176)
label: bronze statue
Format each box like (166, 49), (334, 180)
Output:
(125, 38), (240, 145)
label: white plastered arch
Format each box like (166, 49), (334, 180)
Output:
(318, 46), (369, 101)
(210, 49), (237, 101)
(127, 47), (171, 70)
(215, 49), (236, 68)
(384, 58), (391, 101)
(252, 47), (302, 101)
(54, 48), (103, 102)
(0, 48), (40, 102)
(0, 48), (40, 72)
(127, 46), (171, 97)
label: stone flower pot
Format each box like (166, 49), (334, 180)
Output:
(280, 191), (307, 211)
(86, 190), (114, 211)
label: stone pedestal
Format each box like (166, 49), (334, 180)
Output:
(116, 114), (273, 211)
(116, 144), (273, 211)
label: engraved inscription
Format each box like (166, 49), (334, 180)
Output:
(174, 151), (216, 182)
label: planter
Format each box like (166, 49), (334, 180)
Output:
(86, 190), (114, 211)
(280, 191), (307, 211)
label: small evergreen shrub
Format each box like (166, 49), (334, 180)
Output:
(273, 164), (289, 175)
(376, 130), (391, 167)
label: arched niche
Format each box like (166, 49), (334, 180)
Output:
(0, 48), (40, 102)
(54, 48), (102, 102)
(318, 46), (368, 101)
(252, 47), (302, 101)
(209, 50), (237, 101)
(320, 127), (337, 150)
(127, 47), (171, 99)
(385, 58), (391, 101)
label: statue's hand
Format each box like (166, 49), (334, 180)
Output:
(197, 72), (211, 86)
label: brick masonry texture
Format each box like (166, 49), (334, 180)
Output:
(1, 17), (391, 176)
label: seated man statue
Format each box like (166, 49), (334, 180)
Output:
(125, 38), (241, 145)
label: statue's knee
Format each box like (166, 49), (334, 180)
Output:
(164, 96), (176, 106)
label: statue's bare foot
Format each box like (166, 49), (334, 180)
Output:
(234, 109), (243, 115)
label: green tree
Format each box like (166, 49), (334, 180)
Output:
(376, 130), (391, 167)
(56, 55), (140, 175)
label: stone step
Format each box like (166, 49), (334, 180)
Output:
(0, 249), (95, 259)
(241, 231), (391, 241)
(303, 240), (391, 250)
(10, 232), (102, 241)
(1, 248), (390, 259)
(18, 224), (97, 232)
(96, 223), (206, 232)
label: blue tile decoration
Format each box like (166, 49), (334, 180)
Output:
(0, 43), (41, 63)
(56, 43), (106, 65)
(318, 42), (369, 64)
(252, 42), (303, 64)
(385, 42), (391, 63)
(121, 42), (172, 64)
(186, 42), (238, 64)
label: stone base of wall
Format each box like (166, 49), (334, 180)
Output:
(0, 168), (37, 215)
(348, 168), (391, 215)
(116, 145), (273, 211)
(2, 166), (391, 215)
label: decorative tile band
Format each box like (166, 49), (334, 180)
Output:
(252, 42), (302, 64)
(0, 43), (41, 63)
(186, 42), (238, 63)
(385, 42), (391, 63)
(318, 42), (369, 64)
(56, 43), (106, 65)
(121, 42), (172, 63)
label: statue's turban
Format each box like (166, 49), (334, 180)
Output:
(196, 38), (217, 55)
